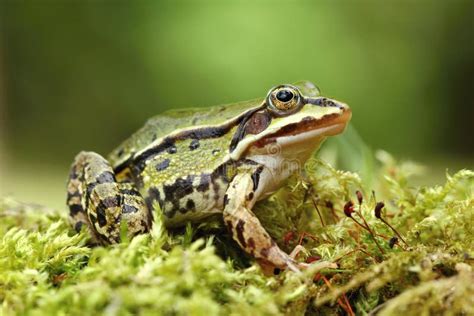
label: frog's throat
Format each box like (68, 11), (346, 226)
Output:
(229, 108), (351, 160)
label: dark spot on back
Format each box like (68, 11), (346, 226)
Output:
(156, 159), (171, 172)
(132, 138), (175, 173)
(117, 148), (124, 157)
(167, 145), (177, 154)
(189, 139), (200, 150)
(273, 268), (281, 275)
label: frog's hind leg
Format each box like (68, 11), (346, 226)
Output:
(67, 151), (151, 244)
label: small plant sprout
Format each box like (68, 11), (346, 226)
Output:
(305, 184), (326, 227)
(344, 201), (355, 218)
(356, 190), (363, 205)
(374, 202), (409, 247)
(353, 191), (385, 255)
(343, 200), (367, 231)
(343, 192), (385, 255)
(389, 236), (398, 249)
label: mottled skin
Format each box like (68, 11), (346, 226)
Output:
(67, 81), (351, 271)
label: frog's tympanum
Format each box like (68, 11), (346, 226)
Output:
(67, 81), (351, 272)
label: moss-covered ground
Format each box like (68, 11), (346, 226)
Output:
(1, 152), (472, 315)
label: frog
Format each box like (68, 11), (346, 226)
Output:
(66, 81), (351, 272)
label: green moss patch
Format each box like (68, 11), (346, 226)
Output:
(1, 153), (472, 315)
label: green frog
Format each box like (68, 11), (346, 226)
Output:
(67, 81), (351, 272)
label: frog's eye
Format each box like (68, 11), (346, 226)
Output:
(276, 89), (294, 103)
(267, 85), (302, 116)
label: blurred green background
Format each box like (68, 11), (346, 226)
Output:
(0, 0), (473, 209)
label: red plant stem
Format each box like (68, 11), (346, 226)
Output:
(355, 210), (385, 255)
(297, 232), (319, 245)
(334, 248), (360, 262)
(329, 205), (340, 222)
(322, 276), (355, 316)
(380, 217), (409, 246)
(311, 197), (326, 227)
(358, 248), (380, 263)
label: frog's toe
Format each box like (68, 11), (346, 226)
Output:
(289, 244), (307, 260)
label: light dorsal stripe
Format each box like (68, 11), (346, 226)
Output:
(113, 105), (264, 174)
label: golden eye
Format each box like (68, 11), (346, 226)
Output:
(267, 85), (301, 115)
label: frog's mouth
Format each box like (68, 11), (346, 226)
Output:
(253, 108), (352, 148)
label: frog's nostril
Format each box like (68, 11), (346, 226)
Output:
(306, 98), (322, 106)
(305, 97), (345, 109)
(321, 98), (342, 109)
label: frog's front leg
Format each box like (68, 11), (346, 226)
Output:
(223, 172), (304, 272)
(67, 151), (151, 244)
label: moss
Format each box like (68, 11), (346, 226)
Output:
(1, 152), (472, 315)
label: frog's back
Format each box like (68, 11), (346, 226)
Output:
(108, 98), (261, 169)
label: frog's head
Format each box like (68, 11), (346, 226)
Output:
(230, 81), (351, 162)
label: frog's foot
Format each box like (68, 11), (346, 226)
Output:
(67, 151), (151, 244)
(256, 245), (311, 275)
(223, 172), (302, 273)
(289, 244), (306, 260)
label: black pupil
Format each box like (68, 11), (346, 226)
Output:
(276, 89), (293, 102)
